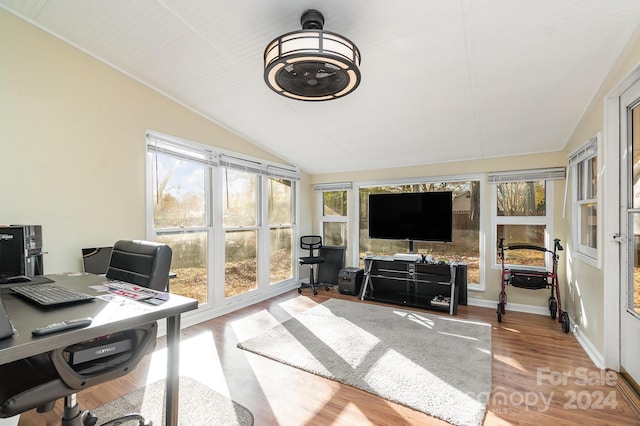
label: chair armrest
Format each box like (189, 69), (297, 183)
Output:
(50, 322), (157, 390)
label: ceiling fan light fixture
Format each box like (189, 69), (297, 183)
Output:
(264, 9), (361, 101)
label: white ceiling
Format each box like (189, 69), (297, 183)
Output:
(3, 0), (640, 174)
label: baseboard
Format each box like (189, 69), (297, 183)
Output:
(467, 297), (549, 316)
(571, 314), (605, 369)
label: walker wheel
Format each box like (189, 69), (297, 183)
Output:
(549, 297), (557, 320)
(561, 311), (570, 333)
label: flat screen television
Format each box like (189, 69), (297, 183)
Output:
(368, 192), (453, 244)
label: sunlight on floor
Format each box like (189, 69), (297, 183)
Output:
(230, 309), (281, 342)
(393, 310), (436, 328)
(145, 330), (231, 396)
(493, 353), (527, 372)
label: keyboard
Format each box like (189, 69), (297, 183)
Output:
(11, 283), (95, 307)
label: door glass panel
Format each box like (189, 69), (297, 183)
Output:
(157, 232), (208, 305)
(630, 105), (640, 313)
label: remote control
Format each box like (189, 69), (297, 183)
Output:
(32, 317), (92, 336)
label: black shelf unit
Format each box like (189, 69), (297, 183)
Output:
(359, 256), (464, 314)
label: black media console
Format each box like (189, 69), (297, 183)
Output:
(359, 256), (467, 315)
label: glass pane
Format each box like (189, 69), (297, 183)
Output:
(324, 191), (347, 216)
(270, 227), (293, 284)
(587, 157), (597, 198)
(323, 222), (347, 247)
(225, 230), (257, 297)
(222, 169), (256, 227)
(632, 216), (640, 314)
(497, 224), (546, 266)
(151, 152), (206, 228)
(496, 181), (546, 216)
(268, 178), (292, 225)
(577, 162), (585, 201)
(156, 232), (207, 305)
(631, 106), (640, 313)
(359, 182), (480, 284)
(579, 202), (597, 249)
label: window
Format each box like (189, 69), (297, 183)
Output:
(222, 168), (258, 298)
(268, 178), (294, 284)
(490, 168), (565, 268)
(146, 132), (299, 310)
(570, 135), (599, 264)
(316, 182), (351, 250)
(358, 180), (481, 285)
(149, 143), (211, 305)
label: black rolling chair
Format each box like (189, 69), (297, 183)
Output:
(298, 235), (327, 295)
(0, 240), (173, 426)
(106, 240), (172, 292)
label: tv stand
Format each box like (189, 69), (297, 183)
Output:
(359, 256), (462, 314)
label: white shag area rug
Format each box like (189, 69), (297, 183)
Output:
(238, 299), (491, 426)
(91, 377), (253, 425)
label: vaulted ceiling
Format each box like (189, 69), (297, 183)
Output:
(3, 0), (640, 174)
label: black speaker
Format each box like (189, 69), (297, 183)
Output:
(455, 263), (468, 305)
(316, 246), (346, 286)
(338, 267), (364, 295)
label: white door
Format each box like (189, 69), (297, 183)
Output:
(619, 77), (640, 388)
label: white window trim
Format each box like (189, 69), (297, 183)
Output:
(491, 178), (556, 269)
(570, 133), (601, 268)
(316, 186), (351, 261)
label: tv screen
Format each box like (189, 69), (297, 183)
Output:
(368, 192), (453, 242)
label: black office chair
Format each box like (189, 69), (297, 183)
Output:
(298, 235), (327, 295)
(0, 240), (173, 426)
(106, 240), (172, 292)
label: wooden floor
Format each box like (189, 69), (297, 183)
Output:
(18, 290), (640, 425)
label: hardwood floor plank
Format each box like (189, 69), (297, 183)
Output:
(17, 290), (640, 425)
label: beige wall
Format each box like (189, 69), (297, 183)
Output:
(0, 11), (292, 273)
(560, 26), (640, 354)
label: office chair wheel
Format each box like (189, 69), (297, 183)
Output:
(313, 289), (318, 295)
(81, 410), (98, 426)
(325, 286), (331, 291)
(297, 287), (302, 293)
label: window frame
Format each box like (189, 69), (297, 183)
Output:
(145, 130), (300, 314)
(570, 134), (600, 267)
(490, 169), (562, 270)
(315, 183), (351, 259)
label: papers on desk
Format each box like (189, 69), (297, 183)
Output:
(98, 281), (170, 303)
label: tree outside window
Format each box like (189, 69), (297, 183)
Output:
(359, 181), (480, 284)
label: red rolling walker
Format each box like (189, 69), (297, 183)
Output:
(497, 237), (570, 333)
